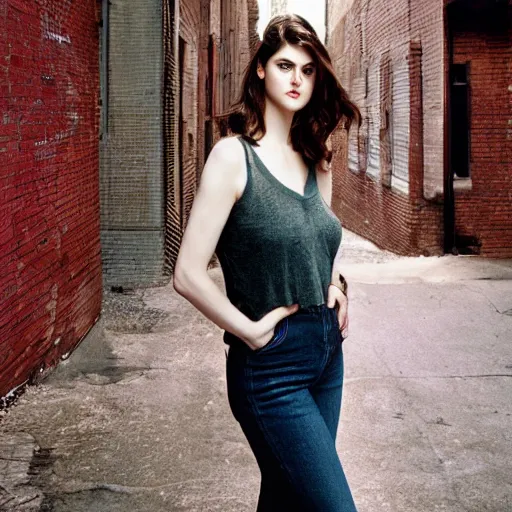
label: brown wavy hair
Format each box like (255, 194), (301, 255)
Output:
(221, 13), (361, 165)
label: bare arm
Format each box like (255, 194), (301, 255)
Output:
(316, 160), (349, 334)
(173, 137), (256, 341)
(173, 137), (296, 348)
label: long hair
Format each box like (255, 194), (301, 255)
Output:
(222, 13), (361, 165)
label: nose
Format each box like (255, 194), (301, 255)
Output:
(291, 70), (302, 86)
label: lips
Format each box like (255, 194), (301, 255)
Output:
(286, 91), (300, 99)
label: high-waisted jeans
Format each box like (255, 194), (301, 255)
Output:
(224, 303), (358, 512)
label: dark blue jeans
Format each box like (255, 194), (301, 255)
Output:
(225, 304), (357, 511)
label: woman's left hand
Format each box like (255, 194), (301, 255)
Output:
(327, 284), (349, 340)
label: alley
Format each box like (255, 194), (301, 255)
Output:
(2, 1), (511, 510)
(1, 232), (511, 511)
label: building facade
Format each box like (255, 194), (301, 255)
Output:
(100, 0), (259, 286)
(1, 0), (259, 399)
(270, 0), (289, 17)
(327, 0), (511, 257)
(1, 1), (103, 398)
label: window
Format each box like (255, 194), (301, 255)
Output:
(450, 63), (471, 178)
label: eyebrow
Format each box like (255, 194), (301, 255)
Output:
(276, 58), (316, 67)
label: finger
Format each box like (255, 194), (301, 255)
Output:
(283, 303), (299, 318)
(326, 290), (337, 309)
(337, 305), (345, 325)
(341, 315), (349, 335)
(291, 303), (300, 312)
(340, 310), (349, 329)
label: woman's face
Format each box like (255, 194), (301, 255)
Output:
(258, 43), (316, 114)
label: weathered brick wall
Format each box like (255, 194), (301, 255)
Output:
(179, 0), (207, 229)
(100, 0), (166, 286)
(164, 0), (259, 273)
(410, 0), (445, 201)
(218, 0), (256, 114)
(0, 1), (102, 397)
(163, 0), (181, 273)
(209, 0), (259, 116)
(451, 12), (512, 258)
(327, 0), (444, 256)
(247, 0), (260, 59)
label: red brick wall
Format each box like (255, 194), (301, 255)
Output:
(451, 15), (512, 258)
(327, 0), (444, 256)
(0, 1), (102, 397)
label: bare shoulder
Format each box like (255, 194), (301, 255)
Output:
(173, 136), (245, 279)
(203, 135), (245, 201)
(208, 135), (244, 167)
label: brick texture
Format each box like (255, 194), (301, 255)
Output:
(164, 0), (259, 273)
(451, 8), (512, 257)
(327, 0), (444, 256)
(0, 1), (102, 397)
(327, 0), (511, 257)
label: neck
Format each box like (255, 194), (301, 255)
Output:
(259, 97), (295, 148)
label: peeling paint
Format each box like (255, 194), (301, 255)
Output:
(45, 31), (71, 44)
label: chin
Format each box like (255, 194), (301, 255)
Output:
(284, 98), (309, 110)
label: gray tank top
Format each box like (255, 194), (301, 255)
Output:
(216, 135), (342, 341)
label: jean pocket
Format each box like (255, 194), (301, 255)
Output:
(252, 317), (289, 354)
(332, 309), (344, 343)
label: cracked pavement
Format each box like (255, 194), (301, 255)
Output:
(1, 231), (511, 511)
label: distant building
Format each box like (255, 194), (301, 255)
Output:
(270, 0), (289, 16)
(101, 0), (259, 286)
(327, 0), (511, 257)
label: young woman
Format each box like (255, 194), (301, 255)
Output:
(174, 13), (361, 512)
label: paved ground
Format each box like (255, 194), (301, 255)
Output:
(1, 231), (512, 511)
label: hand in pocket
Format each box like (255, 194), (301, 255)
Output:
(246, 303), (299, 351)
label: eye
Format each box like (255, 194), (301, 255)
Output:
(304, 68), (315, 76)
(278, 63), (292, 71)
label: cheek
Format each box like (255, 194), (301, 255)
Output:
(302, 80), (315, 101)
(268, 71), (287, 87)
(265, 73), (287, 97)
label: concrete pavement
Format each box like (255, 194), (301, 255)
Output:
(1, 232), (511, 511)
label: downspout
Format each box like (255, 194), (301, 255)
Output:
(100, 0), (109, 139)
(444, 3), (456, 254)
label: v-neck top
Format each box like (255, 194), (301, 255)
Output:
(215, 135), (343, 340)
(245, 141), (317, 200)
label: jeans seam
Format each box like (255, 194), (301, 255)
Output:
(245, 364), (296, 490)
(310, 307), (330, 388)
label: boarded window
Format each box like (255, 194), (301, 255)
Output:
(379, 52), (393, 187)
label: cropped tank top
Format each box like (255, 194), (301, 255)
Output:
(215, 135), (342, 343)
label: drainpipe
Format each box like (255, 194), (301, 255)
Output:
(444, 4), (456, 254)
(100, 0), (109, 139)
